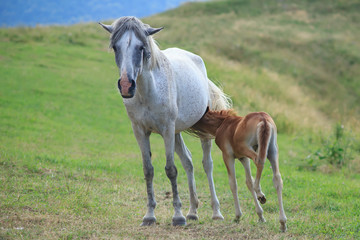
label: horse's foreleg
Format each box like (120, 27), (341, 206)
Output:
(240, 157), (265, 222)
(175, 133), (199, 221)
(163, 128), (186, 226)
(201, 138), (224, 220)
(132, 126), (156, 226)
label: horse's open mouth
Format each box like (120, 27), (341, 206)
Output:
(118, 79), (136, 98)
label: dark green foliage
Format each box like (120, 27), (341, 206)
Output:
(304, 123), (355, 170)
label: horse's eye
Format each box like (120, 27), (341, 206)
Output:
(139, 46), (144, 51)
(113, 46), (117, 52)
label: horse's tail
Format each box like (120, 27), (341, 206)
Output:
(207, 79), (232, 111)
(186, 79), (232, 138)
(256, 119), (272, 165)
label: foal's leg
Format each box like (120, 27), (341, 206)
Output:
(175, 133), (199, 221)
(223, 153), (242, 221)
(163, 126), (186, 226)
(201, 138), (224, 220)
(240, 146), (266, 203)
(132, 125), (156, 226)
(239, 157), (265, 222)
(268, 135), (287, 232)
(254, 159), (267, 204)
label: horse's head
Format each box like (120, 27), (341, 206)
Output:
(99, 17), (163, 98)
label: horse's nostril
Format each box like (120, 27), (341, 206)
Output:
(118, 78), (122, 90)
(129, 80), (136, 92)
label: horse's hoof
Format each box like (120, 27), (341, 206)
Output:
(212, 213), (224, 221)
(140, 217), (156, 226)
(280, 221), (287, 232)
(172, 216), (186, 226)
(186, 214), (199, 221)
(258, 217), (266, 223)
(234, 217), (240, 223)
(258, 196), (266, 204)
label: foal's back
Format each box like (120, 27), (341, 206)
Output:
(214, 111), (276, 160)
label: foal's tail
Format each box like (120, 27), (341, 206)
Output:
(207, 79), (232, 111)
(256, 119), (272, 165)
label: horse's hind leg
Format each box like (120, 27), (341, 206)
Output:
(175, 133), (199, 221)
(240, 157), (265, 222)
(201, 138), (224, 220)
(268, 133), (287, 232)
(132, 126), (157, 226)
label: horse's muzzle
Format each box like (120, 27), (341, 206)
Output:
(118, 78), (136, 98)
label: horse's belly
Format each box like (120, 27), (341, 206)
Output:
(174, 74), (209, 131)
(125, 92), (207, 134)
(174, 87), (208, 132)
(124, 87), (207, 133)
(163, 48), (210, 132)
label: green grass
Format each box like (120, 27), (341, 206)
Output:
(1, 0), (360, 239)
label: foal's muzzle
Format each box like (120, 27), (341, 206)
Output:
(118, 78), (136, 98)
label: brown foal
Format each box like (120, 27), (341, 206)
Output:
(193, 108), (287, 232)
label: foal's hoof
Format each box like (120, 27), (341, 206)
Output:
(140, 217), (156, 226)
(186, 214), (199, 221)
(258, 196), (267, 204)
(172, 216), (186, 226)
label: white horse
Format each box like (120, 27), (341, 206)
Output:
(99, 17), (231, 226)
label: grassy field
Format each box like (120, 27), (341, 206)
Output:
(1, 0), (360, 239)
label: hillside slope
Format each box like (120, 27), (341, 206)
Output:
(1, 0), (359, 134)
(145, 0), (360, 134)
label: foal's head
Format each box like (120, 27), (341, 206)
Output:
(99, 17), (163, 98)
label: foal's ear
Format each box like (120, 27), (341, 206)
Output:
(98, 22), (113, 34)
(145, 27), (164, 36)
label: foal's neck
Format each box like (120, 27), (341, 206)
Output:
(193, 109), (241, 136)
(193, 112), (228, 136)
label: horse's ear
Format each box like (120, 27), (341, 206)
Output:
(145, 27), (164, 36)
(98, 22), (113, 33)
